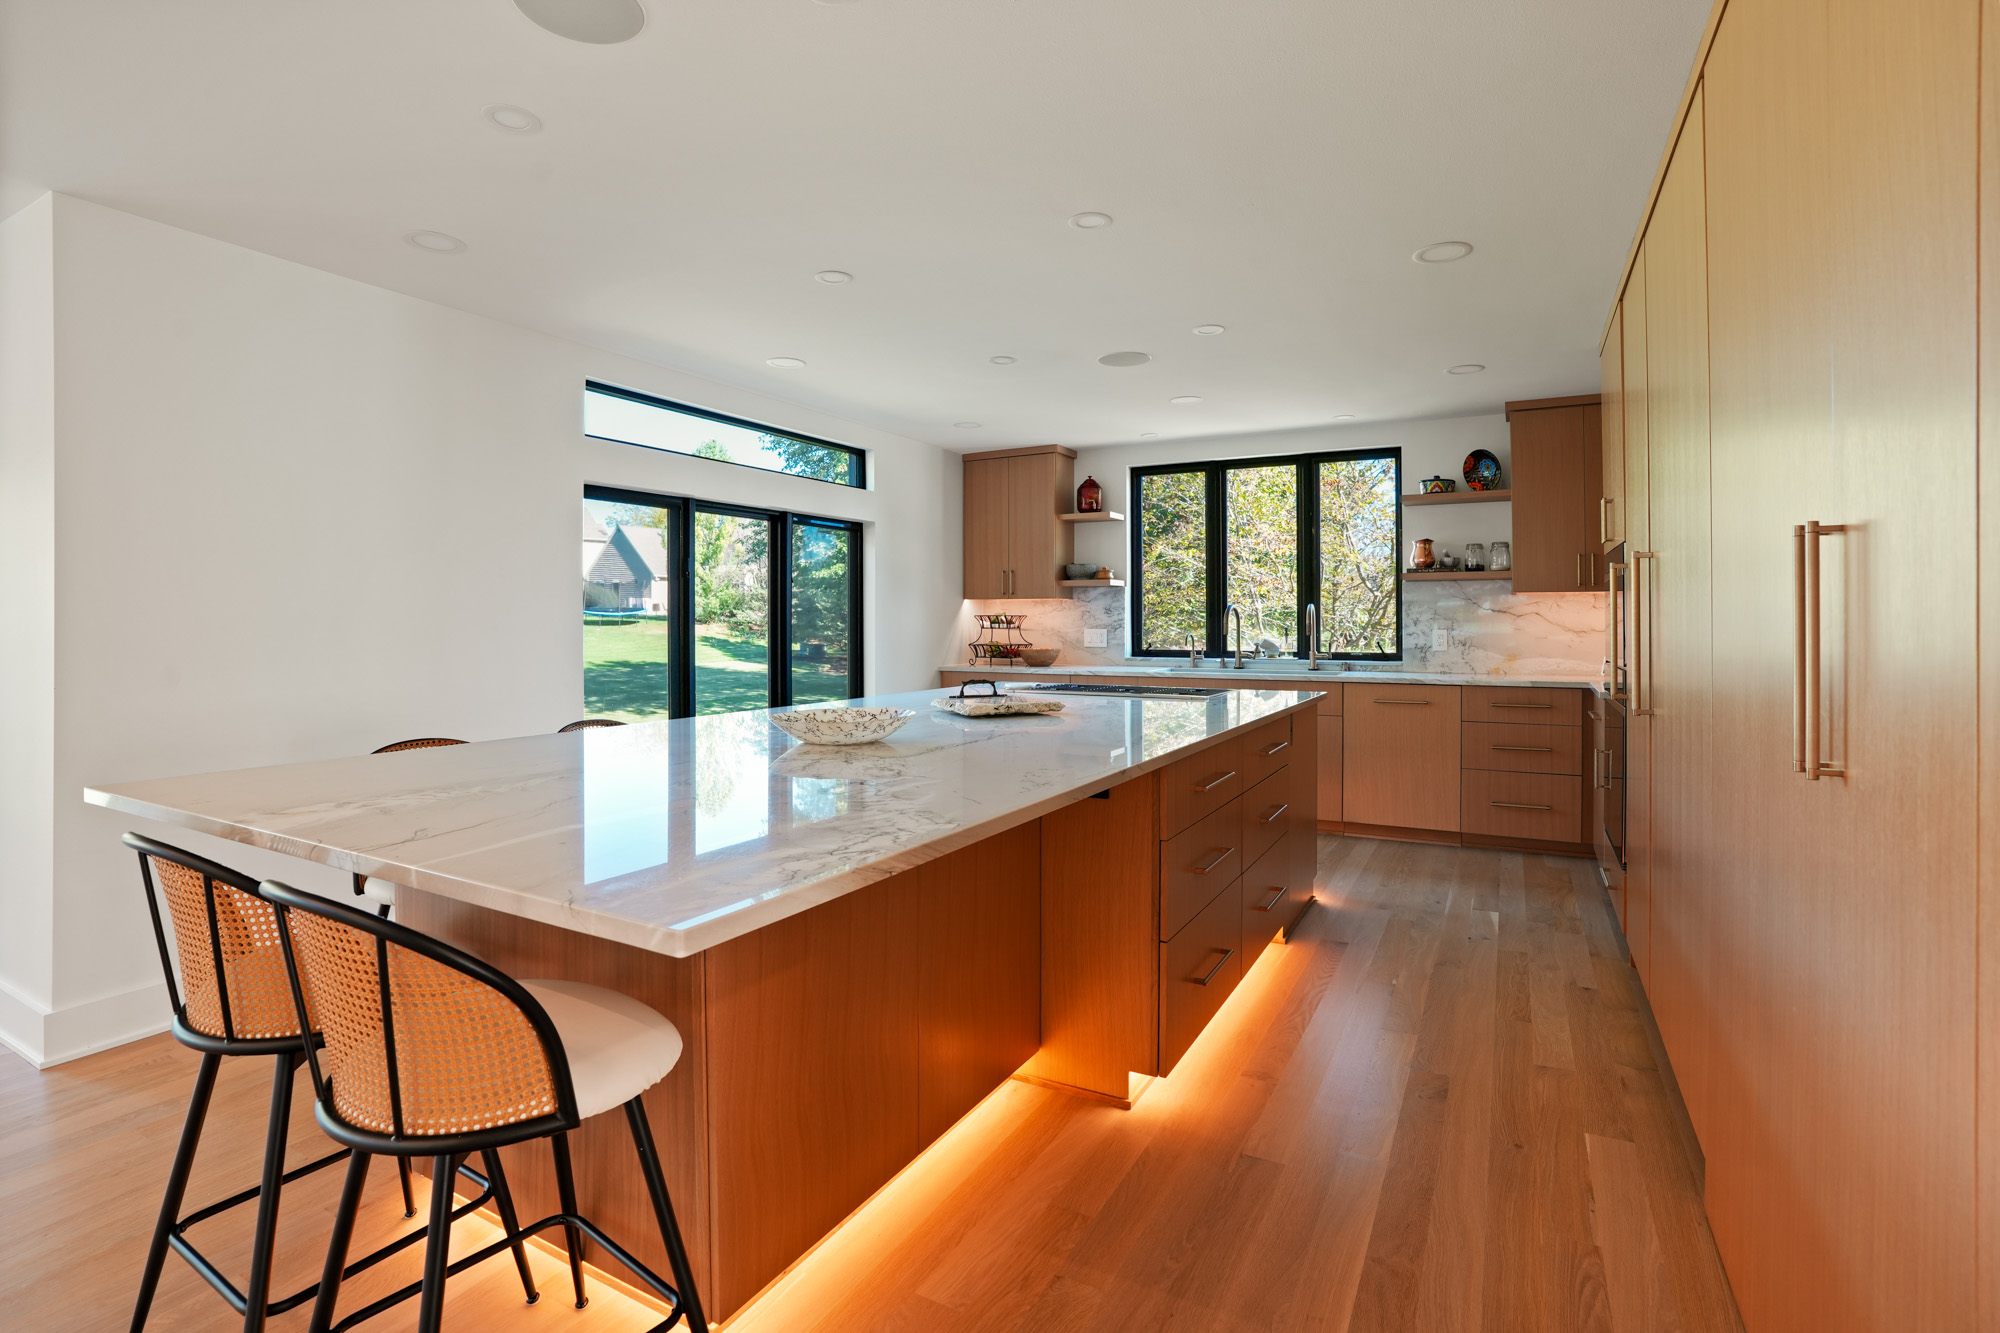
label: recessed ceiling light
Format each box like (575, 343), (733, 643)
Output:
(1333, 414), (1357, 421)
(1414, 241), (1475, 264)
(766, 357), (806, 369)
(1139, 432), (1160, 438)
(1192, 325), (1226, 336)
(814, 270), (852, 284)
(1169, 395), (1204, 405)
(407, 230), (465, 253)
(1069, 212), (1114, 229)
(989, 355), (1017, 365)
(954, 422), (982, 429)
(1098, 351), (1151, 367)
(513, 0), (645, 43)
(1447, 364), (1486, 375)
(483, 104), (542, 133)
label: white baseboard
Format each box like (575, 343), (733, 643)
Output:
(0, 979), (170, 1068)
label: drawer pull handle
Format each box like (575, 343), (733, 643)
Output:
(1255, 886), (1286, 912)
(1490, 800), (1553, 811)
(1192, 948), (1236, 986)
(1195, 770), (1238, 792)
(1490, 702), (1553, 710)
(1258, 803), (1290, 824)
(1190, 847), (1235, 875)
(1262, 739), (1291, 755)
(1373, 698), (1430, 705)
(1491, 745), (1553, 753)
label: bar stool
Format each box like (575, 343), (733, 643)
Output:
(351, 738), (467, 919)
(125, 834), (474, 1331)
(261, 879), (709, 1333)
(557, 718), (626, 731)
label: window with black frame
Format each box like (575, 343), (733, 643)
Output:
(1130, 449), (1401, 660)
(584, 382), (866, 487)
(582, 486), (863, 719)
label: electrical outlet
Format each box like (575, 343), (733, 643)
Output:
(1084, 628), (1108, 648)
(1431, 626), (1449, 651)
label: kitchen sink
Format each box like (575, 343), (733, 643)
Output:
(1017, 683), (1227, 699)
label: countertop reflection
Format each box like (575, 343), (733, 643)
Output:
(86, 686), (1317, 957)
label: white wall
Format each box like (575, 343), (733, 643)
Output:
(1, 194), (959, 1066)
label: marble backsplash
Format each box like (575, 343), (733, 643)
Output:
(950, 583), (1608, 678)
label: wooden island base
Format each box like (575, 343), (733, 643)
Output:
(404, 699), (1319, 1321)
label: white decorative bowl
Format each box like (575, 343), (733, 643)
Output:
(768, 706), (916, 746)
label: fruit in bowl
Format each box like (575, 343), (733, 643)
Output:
(768, 706), (916, 746)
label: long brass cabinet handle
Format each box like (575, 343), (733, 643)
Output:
(1190, 847), (1235, 875)
(1262, 740), (1291, 756)
(1801, 520), (1847, 779)
(1601, 496), (1614, 543)
(1490, 702), (1552, 710)
(1196, 770), (1238, 792)
(1255, 886), (1286, 912)
(1491, 800), (1553, 811)
(1793, 525), (1806, 772)
(1577, 552), (1586, 588)
(1608, 561), (1629, 701)
(1258, 803), (1290, 824)
(1632, 552), (1657, 715)
(1374, 698), (1430, 705)
(1491, 744), (1553, 752)
(1192, 949), (1236, 986)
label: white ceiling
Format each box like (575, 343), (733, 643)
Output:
(0, 0), (1708, 449)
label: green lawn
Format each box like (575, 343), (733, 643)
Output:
(583, 619), (848, 720)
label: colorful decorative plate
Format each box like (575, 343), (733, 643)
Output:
(1463, 449), (1503, 491)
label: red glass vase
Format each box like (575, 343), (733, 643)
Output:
(1077, 476), (1103, 513)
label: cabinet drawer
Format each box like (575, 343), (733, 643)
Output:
(1461, 770), (1584, 844)
(1341, 683), (1461, 832)
(1461, 685), (1582, 727)
(1241, 716), (1295, 789)
(1461, 721), (1582, 776)
(1160, 799), (1243, 940)
(1158, 737), (1244, 839)
(1241, 768), (1291, 870)
(1159, 877), (1243, 1075)
(1241, 833), (1301, 966)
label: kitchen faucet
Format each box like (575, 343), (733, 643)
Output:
(1185, 631), (1203, 668)
(1304, 603), (1321, 670)
(1226, 604), (1246, 669)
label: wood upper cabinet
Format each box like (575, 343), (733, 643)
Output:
(1340, 682), (1461, 832)
(1600, 305), (1626, 549)
(962, 445), (1075, 599)
(1505, 395), (1605, 592)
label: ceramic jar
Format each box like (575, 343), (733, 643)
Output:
(1489, 540), (1512, 572)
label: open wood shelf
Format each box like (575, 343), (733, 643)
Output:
(1402, 488), (1511, 507)
(1404, 570), (1512, 581)
(1059, 579), (1125, 588)
(1058, 511), (1125, 523)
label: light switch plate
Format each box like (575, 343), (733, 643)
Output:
(1084, 628), (1108, 648)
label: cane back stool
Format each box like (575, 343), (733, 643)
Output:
(556, 718), (626, 732)
(350, 738), (468, 920)
(126, 834), (497, 1331)
(260, 879), (709, 1333)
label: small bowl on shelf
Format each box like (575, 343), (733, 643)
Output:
(768, 706), (916, 746)
(1018, 648), (1061, 668)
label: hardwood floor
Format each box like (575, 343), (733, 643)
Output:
(0, 837), (1741, 1331)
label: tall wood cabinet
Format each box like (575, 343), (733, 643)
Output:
(962, 444), (1075, 599)
(1595, 0), (1986, 1327)
(1505, 395), (1605, 591)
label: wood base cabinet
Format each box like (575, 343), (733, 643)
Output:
(1340, 683), (1460, 831)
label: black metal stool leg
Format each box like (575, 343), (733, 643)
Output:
(396, 1155), (416, 1218)
(625, 1097), (709, 1333)
(481, 1148), (540, 1305)
(131, 1051), (221, 1332)
(239, 1051), (299, 1333)
(550, 1132), (590, 1310)
(414, 1153), (459, 1333)
(308, 1151), (371, 1333)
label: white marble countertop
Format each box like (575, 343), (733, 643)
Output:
(939, 663), (1603, 690)
(85, 686), (1318, 959)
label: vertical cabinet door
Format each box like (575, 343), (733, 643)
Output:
(1509, 404), (1594, 592)
(1340, 683), (1461, 832)
(1005, 452), (1074, 599)
(1316, 713), (1343, 826)
(962, 456), (1010, 599)
(1600, 304), (1626, 549)
(1621, 248), (1653, 984)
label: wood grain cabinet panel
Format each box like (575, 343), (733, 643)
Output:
(1462, 684), (1584, 727)
(1158, 878), (1243, 1075)
(961, 455), (1010, 600)
(1461, 721), (1582, 776)
(1601, 303), (1626, 549)
(1159, 736), (1244, 838)
(1287, 710), (1320, 932)
(1160, 799), (1243, 941)
(1506, 398), (1604, 592)
(1341, 683), (1461, 832)
(1461, 770), (1585, 845)
(1240, 716), (1294, 789)
(1239, 767), (1291, 869)
(960, 445), (1075, 599)
(1239, 834), (1294, 966)
(1317, 714), (1343, 825)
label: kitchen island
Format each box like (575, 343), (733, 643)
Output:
(85, 684), (1320, 1319)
